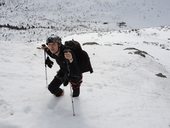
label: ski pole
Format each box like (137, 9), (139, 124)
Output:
(66, 60), (76, 116)
(44, 49), (48, 87)
(70, 84), (76, 116)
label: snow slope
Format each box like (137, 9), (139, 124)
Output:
(1, 0), (170, 127)
(0, 26), (170, 128)
(1, 0), (170, 42)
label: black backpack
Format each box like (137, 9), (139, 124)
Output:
(64, 40), (93, 74)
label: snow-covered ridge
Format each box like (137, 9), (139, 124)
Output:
(1, 0), (170, 27)
(1, 0), (170, 42)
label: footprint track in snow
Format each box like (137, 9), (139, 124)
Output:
(0, 99), (14, 118)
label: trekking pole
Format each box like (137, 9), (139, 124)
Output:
(70, 84), (76, 116)
(66, 61), (76, 116)
(44, 49), (48, 87)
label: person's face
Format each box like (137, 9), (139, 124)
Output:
(47, 42), (59, 54)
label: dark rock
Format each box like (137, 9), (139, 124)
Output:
(124, 47), (149, 58)
(82, 42), (99, 46)
(113, 43), (123, 46)
(156, 73), (167, 78)
(117, 22), (127, 28)
(103, 22), (108, 25)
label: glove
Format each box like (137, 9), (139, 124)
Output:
(41, 44), (49, 52)
(45, 57), (54, 68)
(63, 80), (69, 86)
(63, 74), (69, 86)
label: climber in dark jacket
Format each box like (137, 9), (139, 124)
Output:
(42, 36), (82, 97)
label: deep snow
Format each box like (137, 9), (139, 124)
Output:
(0, 27), (170, 128)
(1, 0), (170, 128)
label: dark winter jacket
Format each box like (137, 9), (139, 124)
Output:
(46, 44), (82, 82)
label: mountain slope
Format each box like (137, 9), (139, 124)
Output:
(1, 0), (170, 42)
(0, 27), (170, 128)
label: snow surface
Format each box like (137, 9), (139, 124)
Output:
(1, 0), (170, 128)
(0, 27), (170, 128)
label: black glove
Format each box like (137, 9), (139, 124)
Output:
(63, 74), (69, 86)
(63, 80), (69, 86)
(41, 44), (49, 52)
(45, 57), (54, 68)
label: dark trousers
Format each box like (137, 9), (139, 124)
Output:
(48, 75), (82, 95)
(48, 76), (63, 94)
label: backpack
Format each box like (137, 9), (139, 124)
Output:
(64, 40), (93, 74)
